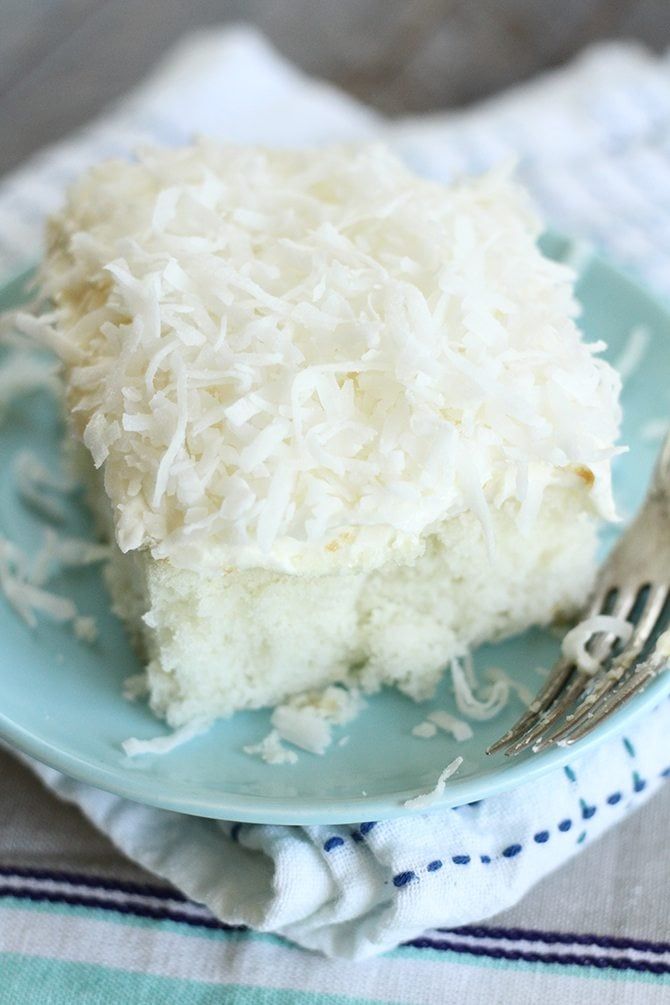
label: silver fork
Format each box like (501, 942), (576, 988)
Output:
(488, 432), (670, 758)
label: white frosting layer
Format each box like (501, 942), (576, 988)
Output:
(33, 142), (621, 573)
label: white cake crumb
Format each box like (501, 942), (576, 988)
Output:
(266, 685), (364, 755)
(271, 705), (333, 755)
(242, 685), (364, 760)
(403, 757), (464, 809)
(123, 673), (149, 701)
(243, 730), (299, 766)
(282, 685), (364, 725)
(412, 721), (438, 739)
(73, 615), (98, 643)
(337, 735), (350, 747)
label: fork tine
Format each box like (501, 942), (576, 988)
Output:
(486, 588), (610, 755)
(506, 672), (591, 754)
(485, 657), (576, 754)
(484, 586), (610, 755)
(496, 585), (638, 757)
(539, 585), (668, 748)
(553, 648), (669, 746)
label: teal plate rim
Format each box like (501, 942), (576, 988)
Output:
(3, 671), (670, 825)
(1, 238), (670, 825)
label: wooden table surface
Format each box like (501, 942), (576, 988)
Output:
(1, 0), (670, 179)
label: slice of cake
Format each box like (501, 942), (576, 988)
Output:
(29, 143), (622, 728)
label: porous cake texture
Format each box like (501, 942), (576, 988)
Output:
(29, 143), (622, 725)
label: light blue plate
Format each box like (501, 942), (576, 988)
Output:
(1, 239), (669, 825)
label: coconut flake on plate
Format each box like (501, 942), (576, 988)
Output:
(402, 756), (464, 809)
(411, 721), (438, 739)
(561, 614), (633, 674)
(485, 666), (535, 707)
(450, 656), (510, 721)
(13, 449), (74, 523)
(427, 709), (474, 742)
(122, 716), (212, 757)
(640, 418), (669, 443)
(614, 325), (650, 383)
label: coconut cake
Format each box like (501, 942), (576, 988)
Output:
(25, 142), (622, 728)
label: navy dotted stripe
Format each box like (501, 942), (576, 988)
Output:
(323, 766), (665, 895)
(580, 799), (597, 820)
(393, 871), (416, 888)
(384, 767), (663, 889)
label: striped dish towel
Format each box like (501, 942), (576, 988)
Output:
(3, 845), (670, 1004)
(1, 25), (670, 985)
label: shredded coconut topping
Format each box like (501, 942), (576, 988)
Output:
(22, 142), (621, 573)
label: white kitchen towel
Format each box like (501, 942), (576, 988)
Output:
(3, 26), (670, 960)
